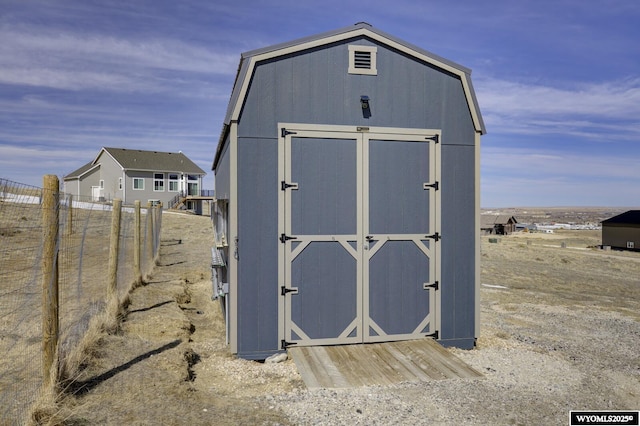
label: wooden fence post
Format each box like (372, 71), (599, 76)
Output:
(134, 200), (142, 285)
(42, 175), (59, 387)
(146, 201), (153, 274)
(107, 199), (122, 301)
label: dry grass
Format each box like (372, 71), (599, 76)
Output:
(16, 210), (640, 424)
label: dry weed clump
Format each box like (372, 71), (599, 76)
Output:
(27, 281), (139, 425)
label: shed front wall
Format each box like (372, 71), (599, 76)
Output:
(232, 36), (478, 358)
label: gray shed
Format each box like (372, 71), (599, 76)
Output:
(212, 23), (485, 360)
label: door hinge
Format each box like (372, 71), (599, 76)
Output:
(281, 181), (299, 191)
(425, 330), (439, 339)
(281, 128), (297, 137)
(281, 339), (297, 349)
(423, 281), (439, 291)
(426, 134), (440, 143)
(423, 182), (439, 191)
(280, 286), (298, 296)
(425, 232), (440, 241)
(280, 234), (297, 243)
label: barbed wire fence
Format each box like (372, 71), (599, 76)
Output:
(0, 176), (162, 425)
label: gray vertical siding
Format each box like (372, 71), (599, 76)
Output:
(291, 242), (358, 339)
(368, 139), (431, 234)
(291, 137), (358, 235)
(369, 240), (432, 335)
(214, 135), (231, 200)
(237, 137), (280, 358)
(439, 144), (476, 348)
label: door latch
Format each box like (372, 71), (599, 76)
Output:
(280, 286), (299, 296)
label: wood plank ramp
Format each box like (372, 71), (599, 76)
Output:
(288, 339), (483, 388)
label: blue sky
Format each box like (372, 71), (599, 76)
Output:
(1, 0), (639, 207)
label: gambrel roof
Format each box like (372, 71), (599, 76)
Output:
(213, 22), (486, 169)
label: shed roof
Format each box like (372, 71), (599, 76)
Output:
(481, 215), (518, 227)
(601, 210), (640, 225)
(213, 22), (486, 170)
(98, 147), (206, 175)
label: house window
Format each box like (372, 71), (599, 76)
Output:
(154, 173), (164, 191)
(187, 174), (199, 196)
(168, 173), (179, 192)
(118, 177), (122, 190)
(628, 241), (635, 249)
(133, 178), (144, 190)
(348, 45), (378, 75)
(99, 180), (104, 189)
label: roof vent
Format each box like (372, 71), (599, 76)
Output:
(348, 45), (377, 75)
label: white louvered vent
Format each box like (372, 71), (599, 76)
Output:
(353, 51), (372, 69)
(348, 45), (377, 75)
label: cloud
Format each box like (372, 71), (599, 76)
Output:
(477, 77), (640, 140)
(0, 25), (238, 92)
(482, 146), (640, 182)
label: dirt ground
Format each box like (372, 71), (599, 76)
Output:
(47, 211), (639, 425)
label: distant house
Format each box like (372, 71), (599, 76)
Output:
(63, 147), (208, 212)
(601, 210), (640, 251)
(481, 215), (518, 235)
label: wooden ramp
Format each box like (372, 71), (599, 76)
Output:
(289, 339), (483, 388)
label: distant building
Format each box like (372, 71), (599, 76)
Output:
(63, 147), (209, 212)
(481, 215), (518, 235)
(601, 210), (640, 251)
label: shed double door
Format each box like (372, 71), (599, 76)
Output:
(279, 124), (440, 348)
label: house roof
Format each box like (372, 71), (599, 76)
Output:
(481, 215), (518, 227)
(601, 210), (640, 225)
(64, 161), (100, 180)
(99, 147), (206, 175)
(213, 22), (486, 170)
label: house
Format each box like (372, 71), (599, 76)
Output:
(63, 147), (207, 212)
(481, 215), (518, 235)
(212, 23), (485, 360)
(601, 210), (640, 251)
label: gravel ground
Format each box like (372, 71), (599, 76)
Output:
(54, 213), (640, 425)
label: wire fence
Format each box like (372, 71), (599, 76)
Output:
(0, 176), (162, 425)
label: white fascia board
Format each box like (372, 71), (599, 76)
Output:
(229, 28), (485, 134)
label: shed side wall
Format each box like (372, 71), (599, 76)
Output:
(602, 225), (640, 250)
(215, 134), (231, 200)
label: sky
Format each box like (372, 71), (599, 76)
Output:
(1, 0), (639, 207)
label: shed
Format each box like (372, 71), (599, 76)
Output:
(481, 215), (518, 235)
(212, 23), (485, 360)
(601, 210), (640, 251)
